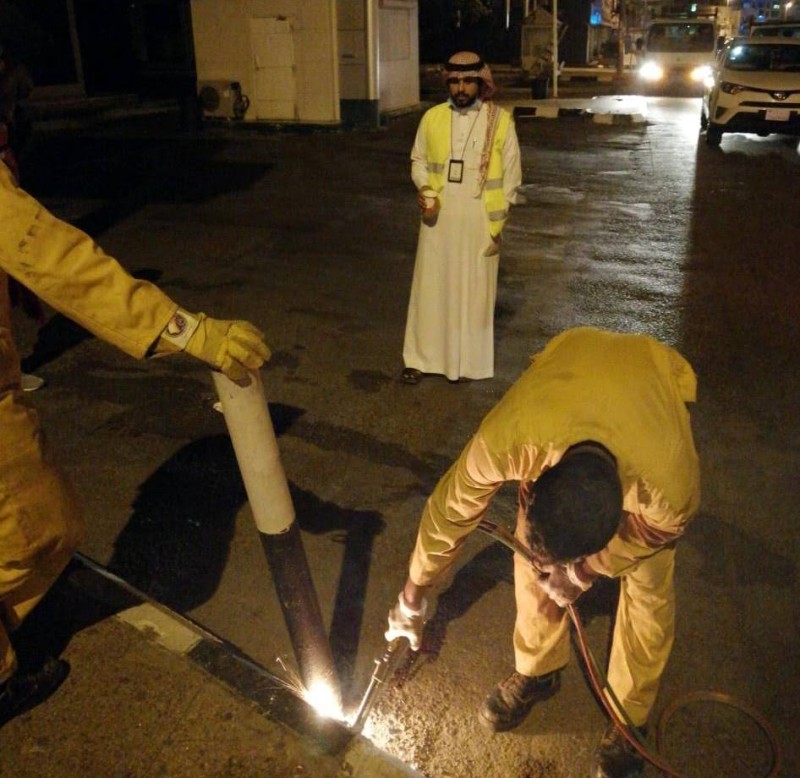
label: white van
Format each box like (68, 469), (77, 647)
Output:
(638, 18), (718, 91)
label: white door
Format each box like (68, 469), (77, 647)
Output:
(248, 16), (297, 120)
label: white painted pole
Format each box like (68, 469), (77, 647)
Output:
(212, 369), (341, 707)
(212, 370), (294, 535)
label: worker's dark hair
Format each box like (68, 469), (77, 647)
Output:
(523, 446), (622, 562)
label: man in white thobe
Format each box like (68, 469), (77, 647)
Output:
(401, 51), (522, 384)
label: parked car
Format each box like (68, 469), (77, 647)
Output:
(701, 37), (800, 147)
(750, 21), (800, 39)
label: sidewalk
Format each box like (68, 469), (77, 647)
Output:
(25, 66), (648, 135)
(494, 71), (648, 125)
(0, 557), (420, 777)
(501, 90), (648, 124)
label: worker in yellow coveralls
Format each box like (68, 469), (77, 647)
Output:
(0, 160), (269, 726)
(386, 327), (701, 778)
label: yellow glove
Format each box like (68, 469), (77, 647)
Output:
(156, 308), (269, 381)
(184, 314), (271, 382)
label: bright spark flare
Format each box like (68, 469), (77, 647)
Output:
(303, 681), (344, 721)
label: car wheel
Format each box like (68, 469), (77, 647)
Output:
(706, 126), (723, 147)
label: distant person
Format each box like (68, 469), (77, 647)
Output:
(1, 40), (45, 392)
(387, 327), (701, 777)
(401, 51), (522, 385)
(0, 160), (270, 727)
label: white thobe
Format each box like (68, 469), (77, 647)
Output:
(402, 100), (521, 381)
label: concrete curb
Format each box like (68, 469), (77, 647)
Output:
(76, 555), (422, 778)
(512, 104), (648, 124)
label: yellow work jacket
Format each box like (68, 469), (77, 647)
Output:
(409, 327), (701, 585)
(421, 102), (512, 237)
(0, 161), (178, 465)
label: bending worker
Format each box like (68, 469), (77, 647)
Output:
(0, 160), (269, 726)
(387, 327), (701, 778)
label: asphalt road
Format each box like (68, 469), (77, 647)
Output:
(12, 97), (800, 777)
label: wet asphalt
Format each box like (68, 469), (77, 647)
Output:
(8, 93), (800, 777)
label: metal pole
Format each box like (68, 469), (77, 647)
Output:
(212, 370), (341, 707)
(552, 0), (559, 97)
(366, 0), (378, 101)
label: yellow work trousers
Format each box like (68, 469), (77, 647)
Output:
(512, 505), (675, 727)
(0, 393), (85, 684)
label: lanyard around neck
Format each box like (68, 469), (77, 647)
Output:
(450, 103), (482, 163)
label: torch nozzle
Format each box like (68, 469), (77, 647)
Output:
(349, 637), (410, 733)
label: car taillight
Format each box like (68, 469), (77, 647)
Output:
(720, 82), (745, 95)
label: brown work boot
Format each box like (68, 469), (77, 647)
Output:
(591, 722), (646, 777)
(478, 669), (560, 732)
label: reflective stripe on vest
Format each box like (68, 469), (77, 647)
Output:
(422, 102), (511, 236)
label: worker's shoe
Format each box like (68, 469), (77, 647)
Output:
(0, 657), (70, 728)
(401, 367), (423, 385)
(591, 722), (646, 778)
(478, 669), (560, 732)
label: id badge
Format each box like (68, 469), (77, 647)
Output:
(448, 160), (464, 183)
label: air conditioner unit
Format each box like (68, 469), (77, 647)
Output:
(197, 80), (249, 119)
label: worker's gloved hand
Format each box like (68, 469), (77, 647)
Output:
(184, 313), (271, 382)
(536, 561), (595, 608)
(385, 593), (428, 651)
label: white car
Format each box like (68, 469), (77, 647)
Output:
(750, 22), (800, 39)
(701, 37), (800, 147)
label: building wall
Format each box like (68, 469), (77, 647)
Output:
(190, 0), (339, 123)
(377, 0), (419, 111)
(337, 0), (419, 113)
(337, 0), (369, 100)
(191, 0), (418, 124)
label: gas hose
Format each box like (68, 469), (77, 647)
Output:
(476, 519), (781, 778)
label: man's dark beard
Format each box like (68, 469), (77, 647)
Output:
(453, 92), (478, 108)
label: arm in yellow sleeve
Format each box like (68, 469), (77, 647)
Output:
(408, 433), (507, 586)
(1, 165), (177, 358)
(585, 505), (693, 578)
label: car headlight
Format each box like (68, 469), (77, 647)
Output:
(691, 65), (712, 82)
(720, 81), (745, 95)
(639, 62), (664, 82)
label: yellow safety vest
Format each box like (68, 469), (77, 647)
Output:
(421, 102), (512, 237)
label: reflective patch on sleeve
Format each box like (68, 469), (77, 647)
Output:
(160, 309), (200, 350)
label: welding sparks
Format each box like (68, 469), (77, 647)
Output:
(303, 681), (344, 721)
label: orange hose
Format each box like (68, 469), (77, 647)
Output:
(476, 520), (782, 777)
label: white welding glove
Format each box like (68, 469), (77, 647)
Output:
(537, 562), (594, 608)
(385, 593), (428, 651)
